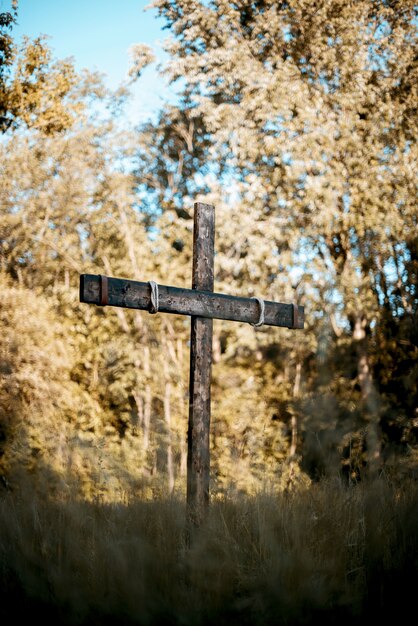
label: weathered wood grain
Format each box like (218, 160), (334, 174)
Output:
(187, 203), (215, 526)
(79, 275), (304, 330)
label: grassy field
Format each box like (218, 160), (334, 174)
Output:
(1, 475), (417, 625)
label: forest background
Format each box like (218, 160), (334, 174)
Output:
(1, 0), (417, 501)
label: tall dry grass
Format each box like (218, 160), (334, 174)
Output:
(1, 475), (417, 625)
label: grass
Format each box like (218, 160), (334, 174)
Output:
(1, 475), (417, 625)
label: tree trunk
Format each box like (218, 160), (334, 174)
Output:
(162, 333), (175, 494)
(289, 361), (301, 457)
(177, 337), (187, 477)
(353, 316), (381, 474)
(164, 378), (174, 494)
(143, 345), (151, 453)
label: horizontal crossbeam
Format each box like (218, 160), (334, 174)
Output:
(80, 274), (304, 329)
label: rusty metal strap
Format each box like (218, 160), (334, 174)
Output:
(99, 274), (109, 306)
(292, 303), (299, 329)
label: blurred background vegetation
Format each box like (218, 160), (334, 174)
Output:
(0, 0), (417, 502)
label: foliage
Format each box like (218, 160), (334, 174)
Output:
(0, 0), (417, 499)
(0, 5), (85, 134)
(148, 0), (418, 479)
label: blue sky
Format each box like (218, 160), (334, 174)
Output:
(7, 0), (173, 123)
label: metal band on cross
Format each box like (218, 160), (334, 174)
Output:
(99, 274), (108, 306)
(251, 296), (265, 327)
(148, 281), (159, 314)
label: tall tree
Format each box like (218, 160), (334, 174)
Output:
(150, 0), (418, 476)
(0, 1), (91, 134)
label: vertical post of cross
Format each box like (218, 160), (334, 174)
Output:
(187, 202), (215, 527)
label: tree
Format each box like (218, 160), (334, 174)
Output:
(1, 0), (416, 498)
(0, 39), (195, 495)
(0, 2), (87, 134)
(150, 0), (418, 477)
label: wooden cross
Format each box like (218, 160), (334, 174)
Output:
(80, 203), (304, 525)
